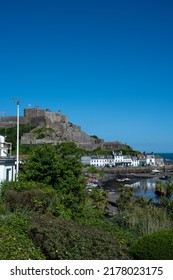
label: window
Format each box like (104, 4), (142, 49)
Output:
(6, 168), (11, 181)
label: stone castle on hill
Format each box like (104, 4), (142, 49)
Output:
(0, 106), (127, 151)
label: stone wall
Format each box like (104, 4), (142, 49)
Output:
(0, 116), (27, 127)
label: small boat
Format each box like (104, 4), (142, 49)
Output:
(151, 169), (160, 174)
(116, 178), (130, 182)
(159, 175), (171, 180)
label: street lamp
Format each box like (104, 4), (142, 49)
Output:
(12, 98), (20, 181)
(16, 100), (20, 180)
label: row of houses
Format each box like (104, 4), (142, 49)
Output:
(81, 151), (164, 167)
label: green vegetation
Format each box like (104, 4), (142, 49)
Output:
(1, 181), (58, 213)
(0, 124), (36, 152)
(155, 179), (173, 200)
(130, 230), (173, 259)
(29, 213), (129, 260)
(90, 135), (99, 139)
(19, 144), (87, 218)
(32, 126), (55, 139)
(0, 142), (173, 259)
(0, 212), (45, 260)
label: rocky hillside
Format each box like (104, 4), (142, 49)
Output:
(0, 106), (129, 151)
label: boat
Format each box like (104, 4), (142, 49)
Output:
(116, 178), (130, 182)
(151, 169), (160, 174)
(159, 175), (171, 180)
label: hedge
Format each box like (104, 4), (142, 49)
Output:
(29, 213), (131, 260)
(130, 230), (173, 259)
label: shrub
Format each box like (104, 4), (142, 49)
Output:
(0, 181), (58, 213)
(0, 181), (49, 200)
(6, 189), (57, 213)
(0, 213), (45, 260)
(130, 230), (173, 259)
(29, 213), (131, 260)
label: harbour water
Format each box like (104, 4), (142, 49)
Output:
(131, 177), (159, 200)
(102, 153), (173, 201)
(131, 175), (173, 200)
(132, 153), (173, 200)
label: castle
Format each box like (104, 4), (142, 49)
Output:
(0, 106), (127, 151)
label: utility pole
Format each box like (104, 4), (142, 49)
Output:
(12, 98), (20, 181)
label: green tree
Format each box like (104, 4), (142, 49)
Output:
(20, 144), (87, 218)
(57, 142), (80, 157)
(20, 144), (60, 187)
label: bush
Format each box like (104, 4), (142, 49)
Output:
(29, 213), (131, 260)
(130, 230), (173, 259)
(1, 181), (49, 200)
(0, 213), (45, 260)
(0, 181), (58, 213)
(5, 189), (57, 213)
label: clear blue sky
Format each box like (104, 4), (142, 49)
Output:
(0, 0), (173, 153)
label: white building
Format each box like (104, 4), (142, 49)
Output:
(131, 157), (139, 167)
(122, 155), (132, 166)
(81, 151), (159, 169)
(0, 135), (16, 183)
(146, 154), (155, 166)
(90, 155), (114, 167)
(112, 151), (124, 165)
(155, 155), (164, 166)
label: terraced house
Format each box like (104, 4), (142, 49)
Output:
(81, 151), (161, 168)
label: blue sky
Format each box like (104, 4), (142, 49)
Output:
(0, 0), (173, 152)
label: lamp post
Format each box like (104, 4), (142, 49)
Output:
(12, 98), (20, 181)
(16, 100), (20, 181)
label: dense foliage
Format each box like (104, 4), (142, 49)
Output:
(0, 124), (36, 152)
(29, 213), (130, 260)
(19, 144), (87, 218)
(0, 213), (45, 260)
(130, 230), (173, 259)
(1, 181), (58, 213)
(0, 142), (173, 259)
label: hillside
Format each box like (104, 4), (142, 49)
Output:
(0, 106), (132, 152)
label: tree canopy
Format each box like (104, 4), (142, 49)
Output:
(19, 144), (87, 217)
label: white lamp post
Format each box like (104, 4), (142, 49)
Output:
(12, 98), (20, 181)
(16, 100), (20, 181)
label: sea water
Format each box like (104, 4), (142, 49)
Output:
(131, 175), (173, 200)
(128, 153), (173, 200)
(155, 153), (173, 163)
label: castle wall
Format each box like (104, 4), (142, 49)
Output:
(29, 116), (46, 127)
(0, 116), (27, 127)
(0, 106), (123, 151)
(24, 106), (46, 118)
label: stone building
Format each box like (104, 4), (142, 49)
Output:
(0, 106), (127, 151)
